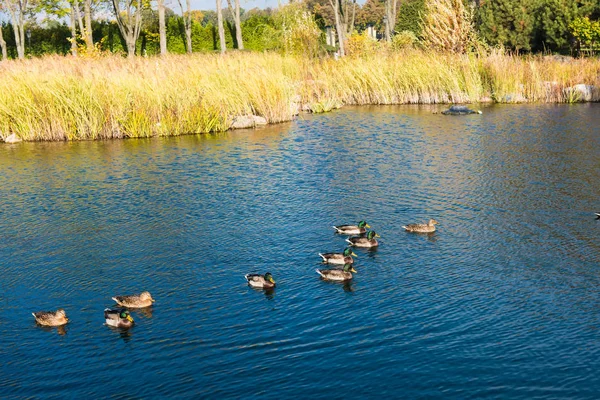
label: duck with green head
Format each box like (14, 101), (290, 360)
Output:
(403, 219), (439, 233)
(346, 230), (380, 248)
(316, 263), (357, 281)
(333, 220), (370, 235)
(104, 308), (134, 329)
(319, 247), (357, 265)
(245, 272), (276, 289)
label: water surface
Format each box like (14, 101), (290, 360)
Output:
(1, 104), (600, 398)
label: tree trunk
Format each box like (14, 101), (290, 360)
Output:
(6, 0), (27, 59)
(158, 0), (167, 55)
(111, 0), (143, 58)
(385, 0), (398, 41)
(226, 0), (243, 50)
(83, 0), (94, 49)
(70, 7), (78, 56)
(176, 0), (193, 53)
(185, 0), (192, 53)
(328, 0), (345, 56)
(0, 21), (7, 60)
(216, 0), (226, 53)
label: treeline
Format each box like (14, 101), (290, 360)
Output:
(0, 0), (599, 60)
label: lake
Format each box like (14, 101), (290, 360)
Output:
(1, 104), (600, 399)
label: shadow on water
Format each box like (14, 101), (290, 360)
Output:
(36, 324), (68, 336)
(132, 307), (154, 319)
(105, 325), (134, 343)
(247, 286), (276, 300)
(318, 278), (356, 294)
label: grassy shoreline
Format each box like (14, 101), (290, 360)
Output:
(1, 51), (599, 142)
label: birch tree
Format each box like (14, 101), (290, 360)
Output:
(216, 0), (226, 53)
(69, 5), (78, 55)
(176, 0), (191, 53)
(0, 10), (7, 60)
(327, 0), (355, 56)
(157, 0), (166, 55)
(4, 0), (29, 59)
(72, 0), (93, 50)
(111, 0), (143, 57)
(226, 0), (243, 49)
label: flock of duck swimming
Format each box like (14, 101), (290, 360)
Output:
(32, 218), (439, 330)
(244, 218), (439, 288)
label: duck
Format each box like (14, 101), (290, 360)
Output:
(104, 308), (134, 329)
(333, 220), (370, 235)
(112, 291), (155, 308)
(32, 309), (69, 326)
(319, 247), (357, 265)
(346, 230), (380, 248)
(595, 213), (600, 219)
(316, 263), (357, 281)
(403, 219), (439, 233)
(245, 272), (276, 289)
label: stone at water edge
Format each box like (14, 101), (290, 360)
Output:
(231, 115), (268, 129)
(4, 133), (22, 143)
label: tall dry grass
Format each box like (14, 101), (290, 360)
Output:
(0, 50), (599, 141)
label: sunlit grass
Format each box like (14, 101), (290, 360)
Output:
(0, 50), (598, 141)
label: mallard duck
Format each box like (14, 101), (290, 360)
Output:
(112, 291), (155, 308)
(245, 272), (276, 289)
(32, 309), (69, 326)
(104, 308), (134, 329)
(316, 263), (357, 281)
(403, 219), (439, 233)
(319, 247), (357, 265)
(333, 220), (370, 235)
(346, 230), (380, 248)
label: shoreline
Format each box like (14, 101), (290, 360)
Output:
(1, 51), (599, 143)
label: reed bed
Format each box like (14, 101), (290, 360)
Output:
(0, 50), (599, 141)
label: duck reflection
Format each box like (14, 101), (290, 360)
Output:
(37, 324), (68, 336)
(249, 286), (276, 300)
(133, 307), (154, 319)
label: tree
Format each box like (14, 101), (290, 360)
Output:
(327, 0), (356, 56)
(384, 0), (399, 41)
(0, 21), (7, 60)
(355, 0), (384, 31)
(216, 0), (226, 52)
(225, 0), (243, 49)
(396, 0), (425, 36)
(176, 0), (192, 53)
(157, 0), (166, 54)
(570, 16), (600, 54)
(477, 0), (537, 52)
(535, 0), (578, 52)
(111, 0), (143, 57)
(3, 0), (31, 59)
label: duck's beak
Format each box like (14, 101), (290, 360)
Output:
(350, 268), (357, 273)
(351, 252), (357, 257)
(151, 299), (155, 303)
(365, 224), (371, 229)
(375, 233), (381, 238)
(127, 315), (134, 323)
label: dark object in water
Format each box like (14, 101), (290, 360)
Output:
(441, 105), (482, 115)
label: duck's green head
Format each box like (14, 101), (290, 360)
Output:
(343, 263), (357, 273)
(358, 220), (370, 229)
(343, 247), (357, 257)
(265, 272), (275, 284)
(367, 230), (380, 240)
(120, 310), (134, 322)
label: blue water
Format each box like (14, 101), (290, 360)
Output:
(1, 104), (600, 398)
